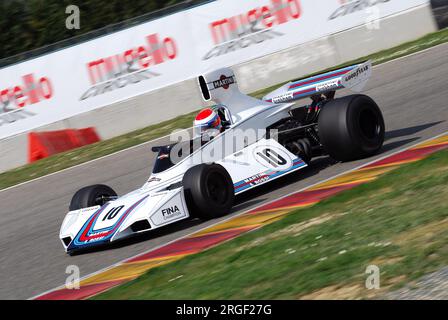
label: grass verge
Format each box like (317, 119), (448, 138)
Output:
(95, 149), (448, 299)
(1, 28), (448, 191)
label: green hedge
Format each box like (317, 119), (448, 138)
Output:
(0, 0), (190, 61)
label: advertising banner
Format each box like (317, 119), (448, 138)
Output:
(0, 13), (196, 139)
(0, 0), (429, 140)
(189, 0), (429, 68)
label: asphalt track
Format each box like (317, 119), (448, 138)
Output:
(1, 43), (448, 299)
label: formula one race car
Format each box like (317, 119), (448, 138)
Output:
(60, 61), (384, 254)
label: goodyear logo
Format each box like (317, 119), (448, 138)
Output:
(344, 65), (369, 82)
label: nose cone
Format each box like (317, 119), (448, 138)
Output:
(67, 195), (149, 251)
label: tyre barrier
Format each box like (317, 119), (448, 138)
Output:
(28, 127), (100, 163)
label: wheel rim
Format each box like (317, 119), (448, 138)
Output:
(205, 171), (229, 205)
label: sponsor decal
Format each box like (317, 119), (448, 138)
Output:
(150, 194), (187, 226)
(0, 73), (53, 113)
(82, 236), (107, 243)
(340, 61), (371, 92)
(243, 173), (270, 187)
(234, 158), (306, 193)
(147, 177), (162, 183)
(85, 230), (109, 239)
(272, 92), (293, 103)
(343, 64), (369, 82)
(212, 75), (235, 90)
(161, 205), (183, 220)
(80, 33), (177, 100)
(203, 0), (302, 60)
(80, 206), (100, 213)
(316, 78), (340, 92)
(329, 0), (390, 20)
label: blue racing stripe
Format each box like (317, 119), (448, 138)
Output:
(234, 159), (306, 194)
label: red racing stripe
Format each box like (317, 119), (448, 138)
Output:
(289, 70), (350, 89)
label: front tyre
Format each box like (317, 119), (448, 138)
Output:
(318, 94), (385, 162)
(182, 163), (234, 220)
(69, 184), (117, 211)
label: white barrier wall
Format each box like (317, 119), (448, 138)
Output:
(0, 0), (431, 140)
(0, 1), (438, 173)
(236, 4), (439, 94)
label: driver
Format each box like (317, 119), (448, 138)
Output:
(193, 107), (224, 141)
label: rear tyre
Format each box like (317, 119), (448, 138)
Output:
(69, 184), (117, 211)
(318, 94), (385, 162)
(182, 163), (234, 220)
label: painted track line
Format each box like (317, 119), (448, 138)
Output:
(32, 130), (448, 300)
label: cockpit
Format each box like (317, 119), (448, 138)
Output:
(152, 104), (233, 175)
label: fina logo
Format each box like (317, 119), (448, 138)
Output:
(161, 205), (181, 218)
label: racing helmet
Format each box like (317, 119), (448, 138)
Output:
(193, 108), (222, 139)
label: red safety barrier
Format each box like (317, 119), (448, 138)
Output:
(28, 127), (100, 163)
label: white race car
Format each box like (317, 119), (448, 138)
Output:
(60, 61), (384, 254)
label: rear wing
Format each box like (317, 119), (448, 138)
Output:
(263, 61), (372, 104)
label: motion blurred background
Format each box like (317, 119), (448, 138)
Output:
(0, 0), (446, 172)
(1, 0), (448, 300)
